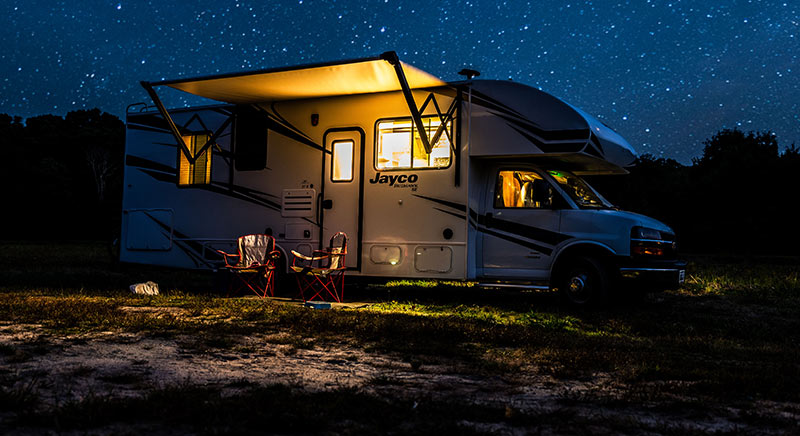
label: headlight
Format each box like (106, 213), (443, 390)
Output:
(631, 226), (676, 257)
(631, 226), (662, 240)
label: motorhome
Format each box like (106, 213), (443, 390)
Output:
(121, 51), (686, 304)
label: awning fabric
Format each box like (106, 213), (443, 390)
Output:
(150, 57), (447, 104)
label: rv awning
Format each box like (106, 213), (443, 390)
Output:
(140, 52), (448, 164)
(146, 55), (447, 104)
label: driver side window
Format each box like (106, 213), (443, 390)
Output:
(494, 170), (554, 209)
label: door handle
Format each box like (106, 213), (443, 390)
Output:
(322, 199), (333, 209)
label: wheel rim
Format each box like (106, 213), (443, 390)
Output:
(565, 272), (592, 303)
(568, 276), (586, 293)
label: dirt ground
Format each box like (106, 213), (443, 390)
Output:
(3, 315), (798, 435)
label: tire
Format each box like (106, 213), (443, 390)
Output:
(558, 256), (608, 306)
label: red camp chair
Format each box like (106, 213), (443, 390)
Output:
(290, 232), (347, 302)
(216, 234), (280, 298)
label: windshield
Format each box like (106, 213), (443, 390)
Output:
(547, 170), (611, 209)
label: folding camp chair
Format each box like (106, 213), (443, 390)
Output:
(216, 234), (280, 298)
(290, 232), (347, 302)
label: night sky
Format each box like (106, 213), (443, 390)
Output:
(2, 1), (798, 163)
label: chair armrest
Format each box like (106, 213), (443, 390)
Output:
(292, 250), (330, 260)
(290, 250), (314, 261)
(291, 250), (332, 271)
(215, 249), (240, 267)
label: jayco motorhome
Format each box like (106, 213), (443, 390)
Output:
(121, 51), (685, 304)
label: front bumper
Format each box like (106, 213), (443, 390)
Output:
(616, 258), (687, 290)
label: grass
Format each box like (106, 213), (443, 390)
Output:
(1, 242), (799, 433)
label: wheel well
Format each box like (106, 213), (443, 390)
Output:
(551, 244), (615, 286)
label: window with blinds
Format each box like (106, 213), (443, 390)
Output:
(178, 133), (211, 186)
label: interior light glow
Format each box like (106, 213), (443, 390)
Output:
(332, 140), (354, 181)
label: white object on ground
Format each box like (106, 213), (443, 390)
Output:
(130, 281), (159, 295)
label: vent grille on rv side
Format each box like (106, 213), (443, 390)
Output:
(281, 189), (316, 217)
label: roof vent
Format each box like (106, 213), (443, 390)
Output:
(458, 69), (481, 80)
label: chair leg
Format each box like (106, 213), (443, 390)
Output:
(293, 271), (345, 303)
(264, 269), (275, 298)
(265, 271), (271, 298)
(295, 273), (310, 301)
(227, 271), (249, 298)
(336, 272), (345, 302)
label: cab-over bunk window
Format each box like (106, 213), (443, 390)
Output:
(376, 116), (451, 170)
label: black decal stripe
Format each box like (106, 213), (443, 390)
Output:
(183, 113), (210, 132)
(266, 116), (325, 152)
(127, 155), (283, 212)
(591, 132), (604, 154)
(126, 155), (175, 174)
(432, 207), (466, 220)
(128, 123), (173, 134)
(499, 113), (591, 142)
(128, 114), (195, 136)
(201, 183), (282, 212)
(470, 89), (593, 144)
(478, 226), (553, 255)
(479, 214), (571, 246)
(128, 114), (174, 132)
(508, 124), (587, 154)
(222, 182), (280, 199)
(211, 107), (233, 116)
(418, 196), (571, 247)
(255, 106), (325, 153)
(144, 212), (218, 268)
(269, 102), (314, 142)
(469, 89), (527, 119)
(167, 232), (203, 268)
(583, 132), (604, 158)
(412, 194), (466, 212)
(139, 168), (177, 183)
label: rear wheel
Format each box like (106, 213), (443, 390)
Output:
(558, 256), (608, 306)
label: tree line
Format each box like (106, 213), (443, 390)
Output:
(590, 129), (800, 255)
(1, 109), (797, 255)
(0, 109), (125, 241)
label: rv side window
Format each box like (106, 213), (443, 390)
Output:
(376, 117), (451, 170)
(331, 140), (354, 182)
(178, 133), (211, 186)
(494, 170), (553, 209)
(234, 106), (268, 171)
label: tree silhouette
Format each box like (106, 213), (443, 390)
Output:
(595, 128), (798, 255)
(0, 109), (124, 240)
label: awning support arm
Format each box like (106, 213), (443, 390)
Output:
(380, 51), (433, 154)
(140, 81), (194, 161)
(419, 93), (458, 153)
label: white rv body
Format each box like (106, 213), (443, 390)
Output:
(122, 54), (685, 297)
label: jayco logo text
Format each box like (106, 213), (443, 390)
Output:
(368, 172), (418, 189)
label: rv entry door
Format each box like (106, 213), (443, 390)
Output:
(321, 128), (363, 270)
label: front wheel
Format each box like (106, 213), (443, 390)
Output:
(558, 256), (608, 306)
